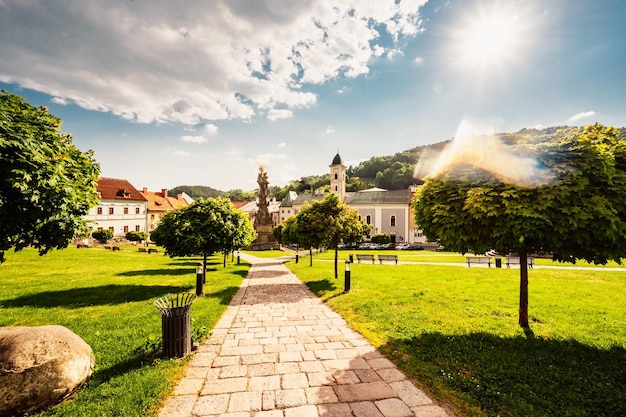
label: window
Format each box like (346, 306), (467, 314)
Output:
(97, 227), (103, 231)
(335, 186), (338, 191)
(135, 225), (140, 232)
(366, 215), (371, 224)
(135, 207), (140, 214)
(97, 207), (103, 215)
(334, 173), (338, 180)
(108, 207), (114, 215)
(124, 207), (129, 215)
(390, 215), (396, 227)
(150, 214), (155, 220)
(123, 226), (129, 234)
(108, 227), (114, 232)
(150, 224), (155, 230)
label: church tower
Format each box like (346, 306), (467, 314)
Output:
(329, 152), (346, 201)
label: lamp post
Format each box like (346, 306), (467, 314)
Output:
(196, 262), (204, 296)
(237, 250), (240, 265)
(344, 260), (351, 293)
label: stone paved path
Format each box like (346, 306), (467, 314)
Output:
(158, 255), (453, 417)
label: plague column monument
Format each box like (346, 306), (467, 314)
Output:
(250, 167), (278, 250)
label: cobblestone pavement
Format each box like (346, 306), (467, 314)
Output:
(158, 254), (453, 417)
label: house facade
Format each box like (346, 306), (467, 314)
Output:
(278, 153), (425, 244)
(140, 188), (191, 233)
(84, 177), (148, 236)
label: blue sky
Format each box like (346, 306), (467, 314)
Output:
(1, 0), (625, 191)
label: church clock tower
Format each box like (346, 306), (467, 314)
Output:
(329, 152), (346, 201)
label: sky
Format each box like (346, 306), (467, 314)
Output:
(1, 0), (625, 192)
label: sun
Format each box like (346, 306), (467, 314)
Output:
(450, 2), (530, 74)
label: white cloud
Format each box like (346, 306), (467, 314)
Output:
(181, 135), (208, 144)
(203, 123), (218, 135)
(413, 56), (424, 65)
(278, 142), (287, 148)
(568, 111), (596, 122)
(267, 109), (293, 121)
(0, 0), (426, 126)
(51, 96), (69, 105)
(326, 125), (335, 134)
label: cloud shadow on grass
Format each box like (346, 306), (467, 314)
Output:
(2, 284), (193, 308)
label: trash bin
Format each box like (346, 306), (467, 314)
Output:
(154, 293), (197, 358)
(495, 257), (502, 268)
(349, 254), (354, 263)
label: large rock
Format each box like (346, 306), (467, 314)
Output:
(0, 325), (95, 417)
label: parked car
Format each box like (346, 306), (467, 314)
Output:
(408, 244), (424, 250)
(395, 243), (411, 250)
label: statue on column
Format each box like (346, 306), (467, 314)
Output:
(250, 167), (277, 250)
(255, 167), (272, 227)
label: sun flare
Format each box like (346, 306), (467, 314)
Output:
(450, 2), (531, 73)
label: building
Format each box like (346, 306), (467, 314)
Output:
(278, 153), (421, 244)
(84, 177), (148, 237)
(140, 188), (192, 233)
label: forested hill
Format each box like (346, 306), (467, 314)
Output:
(169, 125), (626, 202)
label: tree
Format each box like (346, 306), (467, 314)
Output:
(414, 124), (626, 328)
(125, 230), (147, 242)
(92, 229), (113, 242)
(0, 91), (100, 263)
(296, 193), (370, 278)
(151, 197), (256, 276)
(371, 233), (391, 244)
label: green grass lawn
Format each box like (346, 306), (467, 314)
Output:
(0, 247), (249, 417)
(287, 253), (626, 417)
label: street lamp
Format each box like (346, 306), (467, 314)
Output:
(344, 260), (351, 293)
(196, 262), (204, 296)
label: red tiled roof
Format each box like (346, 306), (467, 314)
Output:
(97, 177), (147, 201)
(231, 201), (249, 209)
(140, 188), (191, 211)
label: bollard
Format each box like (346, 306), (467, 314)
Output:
(344, 260), (351, 293)
(196, 262), (204, 296)
(296, 253), (299, 263)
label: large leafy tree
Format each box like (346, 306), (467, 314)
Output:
(414, 124), (626, 327)
(151, 197), (256, 275)
(296, 193), (370, 278)
(0, 91), (100, 263)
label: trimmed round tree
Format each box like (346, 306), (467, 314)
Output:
(0, 91), (100, 262)
(414, 124), (626, 328)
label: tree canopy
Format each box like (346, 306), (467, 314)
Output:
(295, 193), (370, 277)
(151, 197), (256, 272)
(414, 124), (626, 327)
(0, 91), (100, 263)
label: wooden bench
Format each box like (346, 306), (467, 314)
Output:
(76, 243), (89, 248)
(112, 246), (121, 251)
(505, 256), (534, 268)
(356, 254), (375, 264)
(466, 256), (491, 267)
(104, 245), (111, 250)
(378, 254), (398, 264)
(148, 248), (158, 254)
(138, 247), (147, 253)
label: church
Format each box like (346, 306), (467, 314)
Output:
(279, 153), (426, 245)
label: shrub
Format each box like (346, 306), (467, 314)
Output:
(371, 233), (391, 244)
(92, 229), (113, 242)
(125, 231), (147, 242)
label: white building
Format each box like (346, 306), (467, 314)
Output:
(84, 177), (148, 237)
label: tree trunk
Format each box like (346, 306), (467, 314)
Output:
(309, 248), (313, 266)
(223, 253), (227, 268)
(334, 246), (338, 279)
(203, 254), (207, 284)
(518, 251), (529, 328)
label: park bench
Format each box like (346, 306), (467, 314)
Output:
(356, 254), (375, 264)
(378, 254), (398, 264)
(466, 256), (491, 267)
(148, 248), (159, 254)
(138, 247), (147, 253)
(112, 246), (121, 251)
(76, 243), (89, 248)
(505, 256), (534, 268)
(104, 245), (111, 250)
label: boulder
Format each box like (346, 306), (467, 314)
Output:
(0, 325), (95, 417)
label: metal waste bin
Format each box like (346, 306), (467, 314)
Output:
(495, 257), (502, 268)
(154, 293), (197, 358)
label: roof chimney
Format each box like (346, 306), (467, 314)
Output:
(143, 187), (148, 193)
(161, 189), (168, 198)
